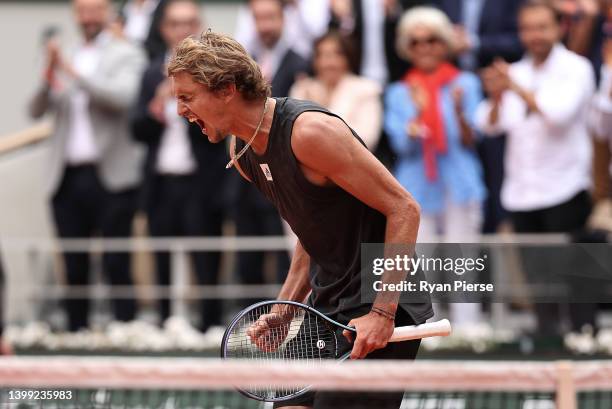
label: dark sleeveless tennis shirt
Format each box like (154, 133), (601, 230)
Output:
(236, 98), (433, 324)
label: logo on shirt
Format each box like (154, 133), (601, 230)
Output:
(260, 164), (273, 182)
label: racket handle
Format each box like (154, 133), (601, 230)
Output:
(389, 319), (452, 342)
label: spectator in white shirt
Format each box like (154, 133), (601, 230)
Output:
(476, 0), (596, 339)
(29, 0), (147, 331)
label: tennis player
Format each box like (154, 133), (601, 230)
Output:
(167, 31), (433, 409)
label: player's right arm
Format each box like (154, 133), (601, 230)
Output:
(247, 240), (311, 350)
(277, 240), (311, 303)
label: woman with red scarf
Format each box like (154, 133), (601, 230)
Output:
(384, 6), (486, 328)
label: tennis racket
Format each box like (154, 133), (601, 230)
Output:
(220, 300), (451, 402)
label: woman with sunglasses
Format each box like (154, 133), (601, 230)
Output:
(384, 6), (486, 328)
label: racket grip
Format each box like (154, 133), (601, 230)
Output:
(389, 319), (452, 342)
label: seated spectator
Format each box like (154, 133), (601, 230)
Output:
(290, 31), (383, 151)
(476, 0), (596, 338)
(235, 0), (330, 60)
(384, 7), (486, 327)
(131, 0), (227, 332)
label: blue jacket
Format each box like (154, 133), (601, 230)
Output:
(384, 71), (486, 214)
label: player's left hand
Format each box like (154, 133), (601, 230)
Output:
(342, 311), (394, 359)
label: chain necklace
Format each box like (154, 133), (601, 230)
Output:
(226, 98), (269, 169)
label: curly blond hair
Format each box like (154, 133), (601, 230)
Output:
(396, 6), (457, 61)
(167, 31), (270, 101)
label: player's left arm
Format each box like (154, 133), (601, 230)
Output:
(292, 113), (421, 359)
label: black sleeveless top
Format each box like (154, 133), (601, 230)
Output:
(236, 98), (433, 323)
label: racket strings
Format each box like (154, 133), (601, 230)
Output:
(224, 303), (337, 400)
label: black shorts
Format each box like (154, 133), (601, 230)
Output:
(273, 307), (421, 409)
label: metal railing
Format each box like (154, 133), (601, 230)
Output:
(4, 233), (610, 331)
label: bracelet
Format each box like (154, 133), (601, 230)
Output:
(371, 306), (395, 321)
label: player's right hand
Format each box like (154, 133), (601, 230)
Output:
(246, 308), (293, 353)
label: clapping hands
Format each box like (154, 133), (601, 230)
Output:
(481, 58), (512, 101)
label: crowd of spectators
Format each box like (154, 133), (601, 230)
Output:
(23, 0), (612, 342)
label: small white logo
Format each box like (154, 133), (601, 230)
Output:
(260, 164), (273, 182)
(316, 340), (326, 350)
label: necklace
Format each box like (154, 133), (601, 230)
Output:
(226, 98), (269, 169)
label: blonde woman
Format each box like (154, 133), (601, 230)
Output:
(384, 7), (486, 327)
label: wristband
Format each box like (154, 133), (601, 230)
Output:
(371, 306), (395, 321)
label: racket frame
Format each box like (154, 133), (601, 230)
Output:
(220, 300), (451, 402)
(220, 300), (353, 402)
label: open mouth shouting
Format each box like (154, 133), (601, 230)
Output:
(186, 115), (207, 135)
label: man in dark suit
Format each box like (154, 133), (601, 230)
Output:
(432, 0), (524, 70)
(232, 0), (308, 299)
(131, 0), (227, 332)
(433, 0), (525, 233)
(250, 0), (310, 96)
(329, 0), (427, 84)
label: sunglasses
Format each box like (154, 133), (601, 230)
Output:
(409, 36), (442, 48)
